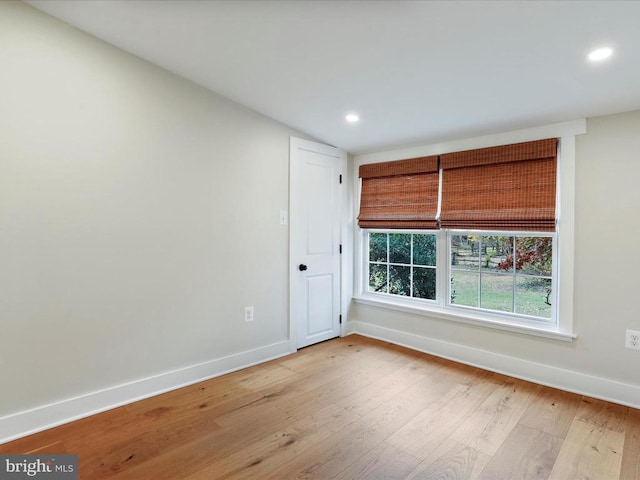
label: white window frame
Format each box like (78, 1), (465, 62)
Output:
(353, 120), (585, 342)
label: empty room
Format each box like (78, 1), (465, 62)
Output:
(1, 1), (639, 479)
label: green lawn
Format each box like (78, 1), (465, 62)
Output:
(451, 270), (551, 319)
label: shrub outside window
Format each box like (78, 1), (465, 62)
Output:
(368, 232), (437, 300)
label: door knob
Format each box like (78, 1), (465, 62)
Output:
(299, 264), (308, 271)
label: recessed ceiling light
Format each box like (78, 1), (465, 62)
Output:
(345, 114), (359, 123)
(587, 47), (613, 62)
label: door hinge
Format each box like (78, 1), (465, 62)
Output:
(339, 244), (342, 254)
(339, 314), (342, 324)
(339, 174), (342, 184)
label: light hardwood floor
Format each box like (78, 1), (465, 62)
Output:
(1, 335), (639, 479)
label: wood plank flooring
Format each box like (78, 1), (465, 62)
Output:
(1, 335), (638, 479)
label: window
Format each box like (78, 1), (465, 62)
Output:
(356, 136), (571, 335)
(367, 232), (437, 300)
(450, 233), (554, 320)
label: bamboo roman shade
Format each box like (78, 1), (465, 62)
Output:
(439, 138), (558, 231)
(358, 156), (439, 229)
(358, 138), (559, 232)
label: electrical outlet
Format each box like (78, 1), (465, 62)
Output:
(625, 329), (640, 350)
(244, 306), (254, 322)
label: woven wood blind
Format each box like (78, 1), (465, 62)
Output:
(358, 156), (439, 229)
(439, 138), (558, 231)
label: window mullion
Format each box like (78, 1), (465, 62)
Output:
(478, 236), (482, 309)
(386, 233), (390, 294)
(512, 236), (516, 314)
(410, 234), (414, 297)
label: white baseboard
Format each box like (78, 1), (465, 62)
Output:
(347, 320), (640, 410)
(0, 340), (292, 445)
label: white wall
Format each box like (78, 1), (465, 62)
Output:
(0, 0), (306, 437)
(349, 109), (640, 406)
(573, 110), (640, 378)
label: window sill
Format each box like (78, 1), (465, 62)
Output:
(352, 295), (576, 342)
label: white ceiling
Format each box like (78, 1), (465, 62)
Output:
(26, 0), (640, 154)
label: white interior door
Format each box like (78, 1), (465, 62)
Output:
(290, 137), (345, 349)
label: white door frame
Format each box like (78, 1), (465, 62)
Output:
(289, 137), (350, 352)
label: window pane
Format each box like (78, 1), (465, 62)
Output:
(480, 273), (513, 313)
(369, 264), (387, 293)
(367, 230), (438, 303)
(516, 277), (552, 318)
(448, 231), (554, 320)
(480, 235), (512, 273)
(413, 234), (436, 266)
(516, 237), (553, 276)
(451, 271), (479, 307)
(451, 235), (480, 271)
(389, 265), (411, 296)
(389, 234), (411, 264)
(369, 233), (387, 262)
(413, 267), (436, 300)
